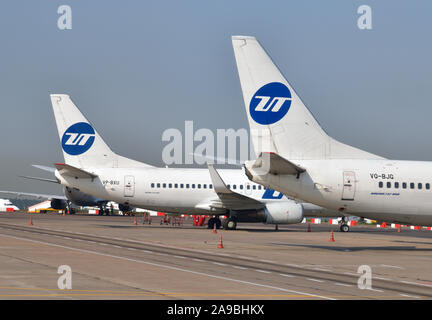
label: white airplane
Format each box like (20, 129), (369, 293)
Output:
(0, 165), (130, 215)
(232, 35), (432, 231)
(0, 198), (20, 211)
(47, 94), (338, 230)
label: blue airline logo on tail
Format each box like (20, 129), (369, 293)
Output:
(249, 82), (292, 125)
(262, 188), (283, 199)
(62, 122), (95, 155)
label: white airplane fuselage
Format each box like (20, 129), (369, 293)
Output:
(49, 94), (341, 227)
(232, 35), (432, 227)
(246, 159), (432, 226)
(55, 166), (333, 218)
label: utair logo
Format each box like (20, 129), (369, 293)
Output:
(249, 82), (292, 125)
(262, 189), (283, 200)
(61, 122), (95, 155)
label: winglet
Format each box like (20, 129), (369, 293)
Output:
(207, 164), (264, 210)
(208, 164), (231, 195)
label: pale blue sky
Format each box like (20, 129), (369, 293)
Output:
(1, 0), (431, 194)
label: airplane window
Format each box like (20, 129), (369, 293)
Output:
(180, 184), (184, 188)
(418, 183), (422, 190)
(209, 184), (213, 189)
(163, 183), (166, 188)
(386, 182), (391, 188)
(227, 184), (230, 189)
(378, 182), (383, 188)
(157, 183), (160, 188)
(192, 184), (195, 189)
(427, 183), (430, 190)
(233, 185), (236, 190)
(402, 182), (407, 189)
(203, 184), (206, 189)
(168, 183), (172, 188)
(174, 183), (178, 188)
(394, 182), (399, 189)
(410, 183), (415, 189)
(186, 184), (189, 188)
(197, 184), (201, 189)
(240, 185), (244, 190)
(246, 185), (250, 190)
(258, 186), (262, 190)
(151, 183), (155, 188)
(253, 185), (256, 190)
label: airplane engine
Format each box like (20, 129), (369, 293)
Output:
(51, 199), (68, 210)
(118, 204), (132, 212)
(261, 202), (304, 224)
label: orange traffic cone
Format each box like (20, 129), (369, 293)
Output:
(212, 223), (217, 234)
(307, 223), (311, 232)
(133, 216), (137, 226)
(217, 235), (224, 249)
(29, 216), (33, 226)
(398, 225), (401, 233)
(329, 230), (335, 242)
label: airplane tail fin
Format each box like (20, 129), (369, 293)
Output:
(50, 94), (152, 169)
(232, 36), (382, 160)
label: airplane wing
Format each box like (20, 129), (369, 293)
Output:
(206, 165), (264, 211)
(55, 163), (98, 179)
(0, 190), (67, 201)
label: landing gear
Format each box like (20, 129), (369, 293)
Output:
(98, 204), (109, 216)
(223, 218), (237, 230)
(339, 216), (350, 232)
(65, 201), (75, 215)
(208, 217), (222, 230)
(340, 224), (350, 232)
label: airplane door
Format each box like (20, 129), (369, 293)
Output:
(124, 175), (135, 197)
(342, 171), (356, 201)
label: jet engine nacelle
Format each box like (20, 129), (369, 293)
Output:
(118, 204), (133, 212)
(262, 202), (304, 224)
(51, 199), (68, 210)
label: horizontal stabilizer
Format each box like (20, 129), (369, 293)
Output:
(252, 152), (306, 175)
(0, 190), (67, 201)
(32, 164), (56, 173)
(19, 176), (59, 184)
(55, 163), (98, 179)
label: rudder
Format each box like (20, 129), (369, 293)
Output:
(51, 94), (121, 168)
(232, 36), (383, 160)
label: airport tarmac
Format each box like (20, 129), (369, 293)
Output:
(0, 212), (432, 300)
